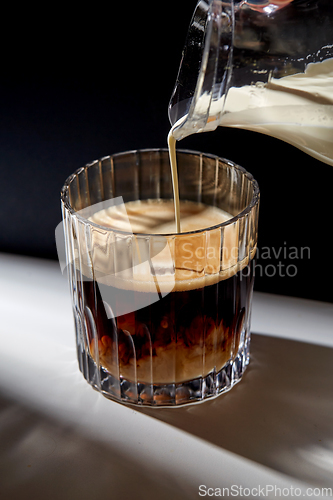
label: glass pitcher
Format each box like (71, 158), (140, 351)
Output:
(169, 0), (333, 165)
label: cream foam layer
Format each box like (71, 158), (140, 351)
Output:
(82, 199), (255, 292)
(88, 198), (232, 234)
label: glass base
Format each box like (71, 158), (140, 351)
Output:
(77, 335), (251, 407)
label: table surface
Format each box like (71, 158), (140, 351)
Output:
(0, 253), (333, 499)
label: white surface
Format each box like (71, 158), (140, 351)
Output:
(252, 292), (333, 347)
(0, 253), (332, 499)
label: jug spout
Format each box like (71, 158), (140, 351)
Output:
(168, 0), (234, 140)
(169, 0), (333, 166)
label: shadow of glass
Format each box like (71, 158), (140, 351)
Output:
(136, 333), (333, 487)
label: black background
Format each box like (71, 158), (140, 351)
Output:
(1, 3), (332, 303)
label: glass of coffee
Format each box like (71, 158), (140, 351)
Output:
(60, 149), (259, 406)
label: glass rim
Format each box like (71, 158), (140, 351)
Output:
(61, 148), (260, 237)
